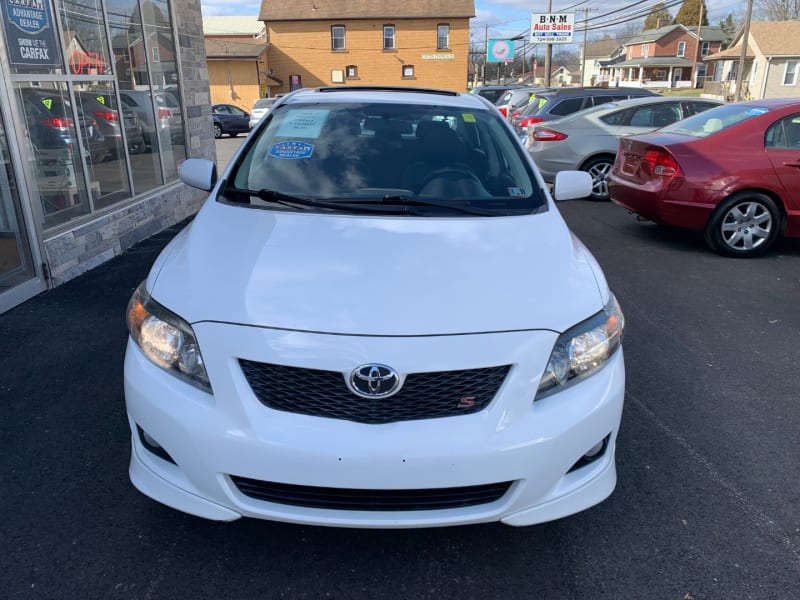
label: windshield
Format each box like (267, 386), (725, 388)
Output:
(660, 103), (770, 138)
(226, 101), (544, 216)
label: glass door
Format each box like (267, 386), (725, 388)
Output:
(0, 109), (43, 313)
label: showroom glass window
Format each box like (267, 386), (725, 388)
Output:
(3, 0), (186, 230)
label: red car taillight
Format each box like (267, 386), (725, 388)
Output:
(533, 128), (568, 142)
(498, 106), (508, 117)
(643, 148), (683, 177)
(157, 108), (173, 119)
(94, 110), (118, 121)
(43, 117), (73, 129)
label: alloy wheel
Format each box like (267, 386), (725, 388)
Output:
(720, 200), (773, 252)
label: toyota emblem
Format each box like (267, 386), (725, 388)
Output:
(349, 364), (401, 398)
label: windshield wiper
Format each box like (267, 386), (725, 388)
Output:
(223, 186), (421, 215)
(377, 195), (500, 216)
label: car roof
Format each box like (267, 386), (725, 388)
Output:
(539, 86), (658, 98)
(283, 86), (491, 111)
(594, 95), (721, 110)
(736, 98), (800, 109)
(546, 96), (722, 124)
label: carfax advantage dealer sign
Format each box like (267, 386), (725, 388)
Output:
(1, 0), (61, 67)
(530, 13), (575, 44)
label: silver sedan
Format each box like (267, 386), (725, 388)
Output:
(525, 96), (722, 200)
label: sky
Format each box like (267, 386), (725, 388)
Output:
(199, 0), (750, 47)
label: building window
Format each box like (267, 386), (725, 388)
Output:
(346, 65), (358, 79)
(701, 42), (710, 56)
(437, 24), (449, 49)
(402, 64), (415, 78)
(642, 44), (649, 58)
(783, 61), (798, 86)
(331, 25), (346, 51)
(383, 25), (395, 50)
(10, 0), (189, 231)
(750, 60), (759, 84)
(677, 41), (685, 57)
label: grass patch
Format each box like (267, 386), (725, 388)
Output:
(659, 88), (704, 97)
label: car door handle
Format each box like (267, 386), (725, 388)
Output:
(784, 161), (800, 168)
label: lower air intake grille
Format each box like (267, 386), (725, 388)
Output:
(238, 360), (510, 424)
(230, 476), (513, 511)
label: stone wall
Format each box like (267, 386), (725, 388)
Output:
(41, 0), (213, 288)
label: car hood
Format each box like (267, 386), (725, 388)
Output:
(148, 201), (607, 336)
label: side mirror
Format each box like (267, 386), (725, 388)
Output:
(552, 170), (592, 201)
(179, 158), (217, 191)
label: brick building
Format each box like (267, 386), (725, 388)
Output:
(258, 0), (475, 94)
(609, 25), (724, 88)
(0, 0), (212, 313)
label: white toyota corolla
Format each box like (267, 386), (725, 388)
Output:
(124, 86), (625, 527)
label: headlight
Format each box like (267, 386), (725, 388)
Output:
(126, 281), (212, 392)
(535, 295), (624, 400)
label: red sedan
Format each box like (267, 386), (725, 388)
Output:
(608, 99), (800, 257)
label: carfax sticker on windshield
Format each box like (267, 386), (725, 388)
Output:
(276, 109), (329, 138)
(746, 107), (769, 116)
(507, 187), (524, 197)
(270, 141), (315, 159)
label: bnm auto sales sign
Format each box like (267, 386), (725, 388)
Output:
(1, 0), (61, 67)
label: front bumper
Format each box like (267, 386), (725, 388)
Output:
(125, 324), (625, 528)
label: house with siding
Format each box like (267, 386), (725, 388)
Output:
(580, 37), (625, 87)
(258, 0), (475, 94)
(608, 25), (724, 88)
(203, 16), (270, 110)
(702, 21), (800, 101)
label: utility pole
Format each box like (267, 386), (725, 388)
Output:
(578, 8), (594, 87)
(544, 0), (552, 87)
(693, 3), (704, 88)
(734, 0), (754, 101)
(482, 24), (488, 85)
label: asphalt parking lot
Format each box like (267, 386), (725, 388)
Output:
(1, 135), (799, 599)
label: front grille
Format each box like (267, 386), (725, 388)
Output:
(230, 476), (513, 511)
(239, 360), (510, 424)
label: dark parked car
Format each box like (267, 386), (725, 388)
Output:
(75, 91), (146, 157)
(514, 86), (660, 129)
(20, 88), (106, 164)
(212, 104), (250, 138)
(608, 99), (800, 257)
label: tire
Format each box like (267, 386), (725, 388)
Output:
(704, 192), (781, 258)
(213, 123), (223, 139)
(581, 155), (615, 201)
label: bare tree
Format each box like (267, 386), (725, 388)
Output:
(616, 21), (642, 44)
(755, 0), (800, 20)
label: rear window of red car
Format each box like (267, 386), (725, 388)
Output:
(660, 104), (769, 138)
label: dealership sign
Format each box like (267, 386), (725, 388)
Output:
(487, 39), (515, 63)
(530, 13), (575, 44)
(1, 0), (61, 66)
